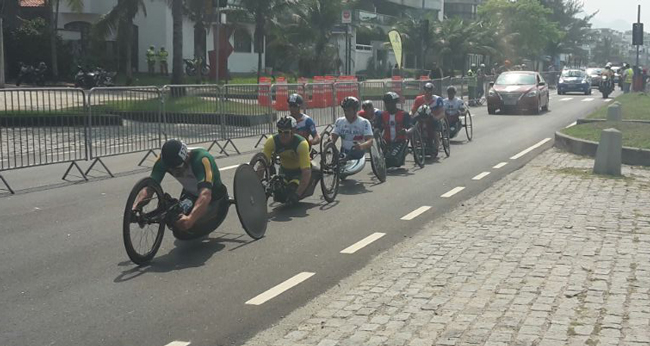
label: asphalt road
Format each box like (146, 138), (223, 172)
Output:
(0, 90), (618, 346)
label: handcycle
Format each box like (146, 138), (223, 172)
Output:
(446, 107), (473, 142)
(248, 140), (340, 204)
(412, 113), (451, 159)
(373, 126), (426, 170)
(318, 128), (388, 183)
(123, 164), (267, 265)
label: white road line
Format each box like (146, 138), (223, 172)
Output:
(441, 187), (465, 198)
(510, 138), (552, 160)
(245, 272), (315, 306)
(565, 121), (577, 128)
(560, 98), (574, 101)
(493, 162), (508, 169)
(219, 164), (240, 172)
(400, 206), (432, 221)
(582, 98), (594, 102)
(472, 172), (491, 181)
(604, 99), (612, 102)
(341, 233), (386, 254)
(164, 342), (191, 346)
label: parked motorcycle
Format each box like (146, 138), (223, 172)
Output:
(599, 76), (614, 99)
(16, 62), (47, 87)
(184, 57), (210, 76)
(74, 65), (116, 89)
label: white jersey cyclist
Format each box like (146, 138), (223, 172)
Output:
(443, 97), (466, 116)
(332, 116), (373, 152)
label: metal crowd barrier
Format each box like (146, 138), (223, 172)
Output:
(0, 88), (88, 193)
(221, 84), (273, 152)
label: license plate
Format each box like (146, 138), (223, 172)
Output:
(503, 97), (517, 106)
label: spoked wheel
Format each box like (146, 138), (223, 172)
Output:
(464, 110), (473, 141)
(410, 127), (426, 168)
(249, 152), (272, 199)
(320, 130), (331, 156)
(441, 118), (451, 157)
(320, 141), (340, 203)
(370, 132), (387, 183)
(123, 177), (167, 265)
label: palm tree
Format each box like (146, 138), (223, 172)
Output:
(94, 0), (147, 85)
(49, 0), (84, 81)
(236, 0), (296, 82)
(170, 0), (184, 85)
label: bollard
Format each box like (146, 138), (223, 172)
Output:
(606, 103), (622, 122)
(593, 128), (622, 176)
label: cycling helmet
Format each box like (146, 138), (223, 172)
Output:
(382, 91), (400, 104)
(161, 139), (188, 168)
(423, 82), (434, 91)
(287, 93), (303, 106)
(416, 104), (432, 118)
(340, 96), (360, 110)
(276, 116), (297, 130)
(362, 100), (374, 109)
(446, 86), (457, 94)
(605, 65), (611, 70)
(480, 63), (486, 68)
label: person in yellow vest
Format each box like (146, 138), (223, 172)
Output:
(146, 45), (157, 75)
(158, 47), (169, 76)
(622, 63), (634, 93)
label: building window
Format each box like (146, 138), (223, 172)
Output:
(233, 28), (252, 53)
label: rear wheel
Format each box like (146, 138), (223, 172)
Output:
(319, 142), (340, 203)
(410, 127), (425, 168)
(123, 177), (166, 265)
(464, 110), (473, 141)
(441, 118), (451, 158)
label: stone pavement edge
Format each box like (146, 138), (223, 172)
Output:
(242, 148), (650, 346)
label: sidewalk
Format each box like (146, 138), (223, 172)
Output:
(244, 148), (650, 346)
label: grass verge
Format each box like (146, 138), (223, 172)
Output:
(561, 121), (650, 150)
(587, 93), (650, 121)
(101, 96), (269, 115)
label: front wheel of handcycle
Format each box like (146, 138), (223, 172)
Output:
(123, 177), (167, 265)
(410, 127), (426, 168)
(249, 152), (273, 199)
(464, 110), (473, 141)
(319, 141), (340, 203)
(441, 118), (451, 157)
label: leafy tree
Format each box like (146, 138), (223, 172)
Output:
(592, 36), (622, 65)
(540, 0), (596, 64)
(171, 0), (184, 85)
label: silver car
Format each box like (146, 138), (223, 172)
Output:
(586, 68), (602, 87)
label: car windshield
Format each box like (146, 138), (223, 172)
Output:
(495, 73), (536, 86)
(562, 70), (585, 78)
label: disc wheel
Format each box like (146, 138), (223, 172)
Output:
(319, 141), (340, 203)
(249, 152), (272, 199)
(464, 110), (473, 141)
(370, 133), (387, 183)
(441, 118), (451, 158)
(123, 177), (166, 265)
(410, 127), (425, 168)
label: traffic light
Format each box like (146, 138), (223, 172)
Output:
(213, 0), (227, 8)
(633, 23), (644, 46)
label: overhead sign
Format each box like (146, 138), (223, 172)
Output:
(388, 30), (403, 68)
(342, 10), (352, 24)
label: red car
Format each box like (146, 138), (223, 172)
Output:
(487, 71), (550, 115)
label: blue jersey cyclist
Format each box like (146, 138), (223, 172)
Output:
(358, 100), (382, 125)
(287, 93), (320, 147)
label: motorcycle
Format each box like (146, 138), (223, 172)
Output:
(599, 76), (614, 99)
(184, 57), (210, 76)
(74, 65), (116, 89)
(16, 62), (47, 87)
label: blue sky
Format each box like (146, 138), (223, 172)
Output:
(581, 0), (650, 32)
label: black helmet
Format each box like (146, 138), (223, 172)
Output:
(446, 86), (457, 94)
(416, 104), (432, 118)
(382, 91), (400, 104)
(340, 96), (360, 110)
(288, 93), (303, 106)
(423, 82), (434, 91)
(161, 139), (188, 168)
(276, 116), (297, 130)
(362, 100), (374, 109)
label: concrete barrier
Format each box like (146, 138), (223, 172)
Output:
(555, 131), (650, 167)
(606, 102), (622, 122)
(593, 128), (622, 176)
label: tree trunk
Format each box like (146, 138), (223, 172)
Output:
(125, 21), (133, 85)
(0, 18), (5, 88)
(50, 0), (60, 81)
(171, 0), (184, 86)
(256, 14), (263, 83)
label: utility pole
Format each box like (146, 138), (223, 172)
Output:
(215, 6), (220, 83)
(636, 5), (641, 70)
(0, 17), (5, 88)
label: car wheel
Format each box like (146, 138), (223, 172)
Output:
(488, 106), (496, 115)
(532, 99), (541, 115)
(542, 96), (549, 112)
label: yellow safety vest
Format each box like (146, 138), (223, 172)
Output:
(625, 68), (634, 83)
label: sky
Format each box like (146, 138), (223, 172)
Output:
(580, 0), (650, 32)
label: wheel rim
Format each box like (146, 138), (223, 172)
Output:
(320, 143), (339, 201)
(124, 180), (166, 263)
(412, 129), (425, 167)
(442, 120), (451, 157)
(464, 112), (473, 141)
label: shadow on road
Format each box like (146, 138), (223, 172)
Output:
(267, 201), (321, 222)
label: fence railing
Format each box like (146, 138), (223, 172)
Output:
(0, 76), (517, 194)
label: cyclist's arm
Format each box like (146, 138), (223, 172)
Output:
(296, 141), (312, 197)
(262, 136), (276, 162)
(330, 120), (341, 144)
(133, 159), (165, 210)
(307, 119), (320, 145)
(411, 97), (422, 115)
(357, 120), (374, 150)
(431, 99), (444, 118)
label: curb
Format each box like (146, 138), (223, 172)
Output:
(577, 118), (650, 125)
(554, 131), (650, 166)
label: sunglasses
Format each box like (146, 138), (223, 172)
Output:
(288, 103), (300, 108)
(278, 129), (292, 134)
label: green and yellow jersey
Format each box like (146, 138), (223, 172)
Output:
(263, 134), (311, 171)
(151, 148), (224, 197)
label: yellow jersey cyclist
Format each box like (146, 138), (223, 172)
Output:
(262, 116), (313, 204)
(133, 139), (228, 232)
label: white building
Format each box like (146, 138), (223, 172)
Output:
(56, 0), (261, 75)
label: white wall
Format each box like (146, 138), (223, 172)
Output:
(133, 3), (171, 72)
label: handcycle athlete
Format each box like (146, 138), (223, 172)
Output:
(375, 92), (413, 168)
(411, 82), (445, 157)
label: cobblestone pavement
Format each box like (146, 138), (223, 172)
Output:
(244, 149), (650, 346)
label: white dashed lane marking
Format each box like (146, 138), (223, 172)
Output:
(400, 206), (432, 221)
(219, 164), (240, 172)
(604, 99), (612, 103)
(582, 98), (594, 102)
(245, 272), (315, 306)
(493, 162), (508, 169)
(341, 233), (386, 254)
(560, 98), (574, 101)
(164, 342), (191, 346)
(510, 138), (552, 160)
(441, 187), (465, 198)
(565, 121), (577, 128)
(472, 172), (491, 181)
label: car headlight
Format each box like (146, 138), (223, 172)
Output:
(526, 90), (538, 97)
(559, 78), (564, 83)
